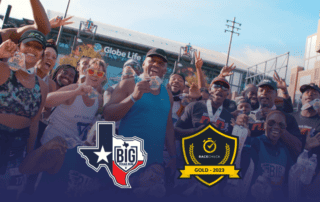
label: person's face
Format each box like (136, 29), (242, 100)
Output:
(142, 56), (167, 78)
(169, 74), (185, 93)
(201, 90), (210, 100)
(38, 47), (57, 75)
(85, 64), (106, 88)
(209, 81), (229, 105)
(258, 86), (277, 108)
(181, 67), (194, 77)
(183, 86), (190, 94)
(264, 113), (286, 145)
(301, 88), (320, 105)
(56, 68), (76, 87)
(19, 41), (44, 68)
(246, 88), (258, 104)
(77, 58), (90, 76)
(237, 103), (251, 115)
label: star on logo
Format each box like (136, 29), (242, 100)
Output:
(94, 146), (111, 163)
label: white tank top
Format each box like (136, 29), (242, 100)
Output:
(41, 95), (99, 148)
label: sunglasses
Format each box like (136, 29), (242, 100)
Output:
(87, 68), (105, 78)
(211, 84), (229, 91)
(267, 120), (286, 129)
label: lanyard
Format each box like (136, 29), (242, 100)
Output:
(206, 99), (223, 123)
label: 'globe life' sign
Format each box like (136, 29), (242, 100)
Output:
(94, 43), (143, 62)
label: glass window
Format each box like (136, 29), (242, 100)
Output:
(231, 85), (238, 93)
(308, 57), (316, 70)
(310, 35), (318, 58)
(305, 60), (309, 70)
(232, 72), (241, 86)
(299, 75), (311, 87)
(306, 37), (311, 59)
(294, 92), (302, 112)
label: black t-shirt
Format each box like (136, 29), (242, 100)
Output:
(175, 100), (233, 135)
(291, 112), (320, 173)
(223, 99), (237, 113)
(248, 107), (302, 142)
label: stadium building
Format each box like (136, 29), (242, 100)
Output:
(1, 9), (250, 94)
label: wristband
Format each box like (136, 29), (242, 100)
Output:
(130, 94), (136, 103)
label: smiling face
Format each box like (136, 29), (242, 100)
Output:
(56, 68), (76, 87)
(258, 85), (277, 108)
(37, 47), (57, 76)
(264, 112), (286, 145)
(142, 56), (167, 78)
(301, 88), (320, 106)
(77, 57), (91, 76)
(237, 102), (251, 115)
(19, 41), (44, 68)
(246, 87), (258, 105)
(84, 59), (107, 88)
(169, 74), (185, 93)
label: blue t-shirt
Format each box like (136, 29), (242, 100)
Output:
(118, 84), (171, 166)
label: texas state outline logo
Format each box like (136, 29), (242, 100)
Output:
(77, 121), (148, 188)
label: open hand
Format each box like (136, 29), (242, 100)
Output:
(219, 63), (236, 78)
(50, 16), (74, 29)
(273, 71), (287, 91)
(194, 51), (203, 70)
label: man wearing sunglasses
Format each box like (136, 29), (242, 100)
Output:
(247, 79), (302, 157)
(175, 77), (233, 137)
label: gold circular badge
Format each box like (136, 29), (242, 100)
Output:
(203, 138), (217, 153)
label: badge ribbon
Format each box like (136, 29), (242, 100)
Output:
(180, 165), (240, 178)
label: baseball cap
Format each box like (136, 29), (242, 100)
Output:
(123, 59), (142, 72)
(300, 83), (320, 94)
(210, 77), (230, 89)
(235, 96), (250, 106)
(170, 73), (185, 82)
(257, 79), (277, 91)
(19, 30), (46, 49)
(146, 48), (168, 63)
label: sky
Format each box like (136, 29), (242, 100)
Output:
(0, 0), (319, 82)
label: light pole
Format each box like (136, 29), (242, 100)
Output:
(225, 17), (241, 67)
(56, 0), (71, 45)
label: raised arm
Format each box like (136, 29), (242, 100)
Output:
(273, 71), (290, 99)
(1, 0), (51, 43)
(194, 51), (206, 88)
(29, 0), (51, 35)
(44, 84), (92, 108)
(103, 78), (151, 121)
(218, 63), (236, 78)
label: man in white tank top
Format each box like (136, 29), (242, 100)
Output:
(41, 58), (107, 148)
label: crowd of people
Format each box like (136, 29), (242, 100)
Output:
(0, 1), (320, 201)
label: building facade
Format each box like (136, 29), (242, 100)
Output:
(288, 18), (320, 110)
